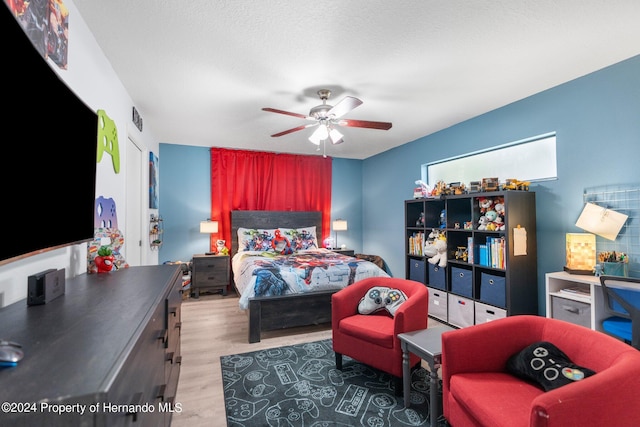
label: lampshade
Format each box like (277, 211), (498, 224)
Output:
(333, 220), (348, 231)
(329, 128), (344, 145)
(309, 124), (331, 145)
(564, 233), (596, 274)
(200, 220), (219, 234)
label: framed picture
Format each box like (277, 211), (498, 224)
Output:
(149, 152), (159, 208)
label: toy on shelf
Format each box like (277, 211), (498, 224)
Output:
(423, 229), (442, 257)
(427, 239), (447, 267)
(413, 180), (433, 198)
(477, 196), (506, 231)
(481, 177), (500, 192)
(455, 246), (469, 262)
(468, 181), (482, 193)
(502, 178), (530, 191)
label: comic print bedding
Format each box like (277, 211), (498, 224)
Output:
(232, 248), (390, 310)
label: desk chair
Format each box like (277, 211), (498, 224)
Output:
(599, 275), (640, 350)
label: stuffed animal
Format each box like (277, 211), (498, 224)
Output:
(271, 229), (292, 254)
(216, 239), (229, 255)
(423, 229), (441, 257)
(477, 215), (489, 230)
(479, 197), (493, 213)
(427, 239), (447, 267)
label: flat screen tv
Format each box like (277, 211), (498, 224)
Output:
(1, 3), (98, 266)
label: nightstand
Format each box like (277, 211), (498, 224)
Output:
(332, 249), (355, 256)
(191, 254), (230, 298)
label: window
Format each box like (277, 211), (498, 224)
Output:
(424, 133), (557, 185)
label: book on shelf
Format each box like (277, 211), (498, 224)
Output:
(409, 232), (424, 256)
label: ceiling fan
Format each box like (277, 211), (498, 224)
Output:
(262, 89), (392, 146)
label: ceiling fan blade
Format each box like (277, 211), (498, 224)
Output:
(270, 123), (317, 137)
(262, 107), (311, 120)
(337, 119), (392, 130)
(327, 96), (363, 118)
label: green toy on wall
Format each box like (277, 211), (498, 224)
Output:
(96, 109), (120, 173)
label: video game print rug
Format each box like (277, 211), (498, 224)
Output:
(221, 338), (448, 426)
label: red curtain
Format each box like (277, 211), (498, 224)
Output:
(209, 148), (333, 251)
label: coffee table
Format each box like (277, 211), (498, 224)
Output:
(398, 324), (454, 427)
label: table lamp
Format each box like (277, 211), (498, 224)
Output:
(564, 233), (596, 275)
(333, 219), (348, 249)
(200, 220), (218, 255)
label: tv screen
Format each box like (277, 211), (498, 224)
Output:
(1, 3), (98, 266)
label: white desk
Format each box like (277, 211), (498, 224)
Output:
(545, 271), (640, 332)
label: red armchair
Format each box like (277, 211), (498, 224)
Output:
(332, 277), (428, 393)
(441, 315), (640, 427)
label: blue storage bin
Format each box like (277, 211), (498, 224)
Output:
(451, 267), (472, 298)
(428, 263), (446, 290)
(409, 259), (425, 284)
(480, 272), (506, 308)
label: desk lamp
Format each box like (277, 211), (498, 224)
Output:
(200, 220), (219, 255)
(333, 219), (348, 250)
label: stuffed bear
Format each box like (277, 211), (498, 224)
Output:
(427, 239), (447, 267)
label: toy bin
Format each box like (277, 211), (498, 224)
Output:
(479, 272), (506, 308)
(427, 287), (447, 321)
(474, 301), (506, 324)
(450, 267), (473, 298)
(427, 263), (446, 290)
(409, 258), (425, 284)
(448, 294), (474, 328)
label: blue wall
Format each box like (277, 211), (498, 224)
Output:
(160, 55), (640, 313)
(158, 145), (212, 263)
(363, 55), (640, 313)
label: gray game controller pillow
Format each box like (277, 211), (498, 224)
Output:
(357, 287), (408, 317)
(506, 341), (596, 391)
(358, 286), (390, 314)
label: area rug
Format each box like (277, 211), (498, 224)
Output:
(221, 338), (448, 426)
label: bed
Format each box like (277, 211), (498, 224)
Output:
(230, 210), (389, 343)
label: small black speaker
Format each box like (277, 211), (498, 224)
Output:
(27, 268), (65, 306)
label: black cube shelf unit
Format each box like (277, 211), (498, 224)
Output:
(405, 190), (538, 327)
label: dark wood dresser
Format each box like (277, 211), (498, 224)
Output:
(0, 265), (183, 426)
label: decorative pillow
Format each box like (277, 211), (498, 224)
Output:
(506, 341), (596, 391)
(237, 228), (278, 252)
(358, 286), (391, 314)
(284, 226), (319, 251)
(384, 288), (408, 316)
(357, 287), (408, 317)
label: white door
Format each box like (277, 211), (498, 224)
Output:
(126, 136), (143, 266)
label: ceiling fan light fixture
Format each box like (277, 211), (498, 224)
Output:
(308, 125), (326, 145)
(263, 88), (392, 149)
(329, 128), (343, 144)
(308, 133), (322, 145)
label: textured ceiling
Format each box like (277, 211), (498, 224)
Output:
(74, 0), (640, 159)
